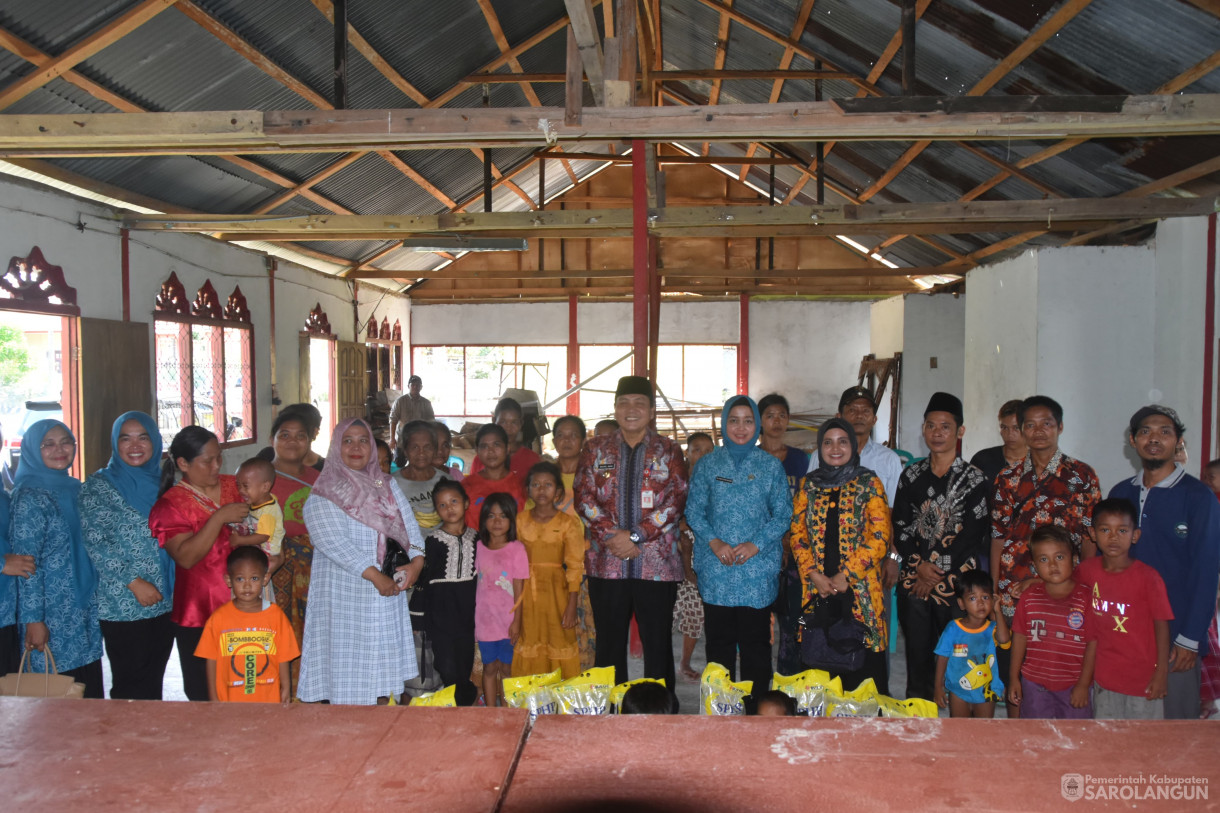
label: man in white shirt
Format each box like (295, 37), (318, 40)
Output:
(807, 385), (904, 586)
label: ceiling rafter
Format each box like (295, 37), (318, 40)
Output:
(875, 48), (1220, 255)
(176, 0), (519, 218)
(306, 0), (430, 106)
(0, 0), (181, 111)
(856, 0), (1095, 203)
(700, 0), (735, 156)
(739, 0), (818, 179)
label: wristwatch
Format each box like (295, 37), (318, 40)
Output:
(887, 551), (902, 563)
(629, 531), (643, 544)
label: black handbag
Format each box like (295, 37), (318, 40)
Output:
(798, 591), (870, 673)
(381, 537), (413, 583)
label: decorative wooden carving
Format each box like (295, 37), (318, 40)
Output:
(379, 317), (390, 340)
(391, 319), (402, 341)
(366, 314), (379, 340)
(155, 271), (190, 314)
(191, 280), (224, 319)
(303, 303), (333, 336)
(224, 286), (251, 323)
(1, 246), (78, 306)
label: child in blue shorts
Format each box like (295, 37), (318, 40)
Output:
(934, 570), (1011, 717)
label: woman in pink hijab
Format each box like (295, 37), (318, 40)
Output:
(297, 419), (425, 705)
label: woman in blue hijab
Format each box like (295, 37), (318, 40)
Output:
(0, 423), (35, 676)
(82, 412), (175, 699)
(11, 419), (103, 697)
(683, 395), (792, 692)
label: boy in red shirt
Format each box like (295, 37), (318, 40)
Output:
(1008, 525), (1095, 718)
(1074, 498), (1173, 719)
(195, 547), (300, 703)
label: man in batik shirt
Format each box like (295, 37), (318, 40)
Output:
(575, 376), (688, 690)
(894, 392), (990, 701)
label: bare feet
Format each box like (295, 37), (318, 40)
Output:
(679, 664), (700, 683)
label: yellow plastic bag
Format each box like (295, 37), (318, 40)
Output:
(554, 667), (615, 715)
(771, 669), (835, 716)
(503, 669), (562, 720)
(408, 684), (457, 707)
(825, 679), (880, 718)
(700, 662), (752, 716)
(903, 697), (938, 718)
(609, 677), (665, 713)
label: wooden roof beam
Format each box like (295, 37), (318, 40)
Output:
(349, 265), (950, 280)
(564, 0), (607, 106)
(0, 0), (181, 111)
(5, 95), (1215, 156)
(125, 197), (1219, 240)
(306, 0), (430, 106)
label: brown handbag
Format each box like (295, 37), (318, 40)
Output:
(0, 646), (87, 699)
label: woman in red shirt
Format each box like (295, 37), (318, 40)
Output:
(149, 426), (254, 701)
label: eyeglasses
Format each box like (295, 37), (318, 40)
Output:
(40, 438), (76, 450)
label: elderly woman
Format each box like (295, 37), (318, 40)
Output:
(150, 426), (253, 701)
(81, 412), (175, 699)
(789, 418), (892, 693)
(684, 396), (791, 691)
(297, 418), (425, 705)
(11, 420), (103, 697)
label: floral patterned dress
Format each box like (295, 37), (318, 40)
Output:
(789, 473), (891, 652)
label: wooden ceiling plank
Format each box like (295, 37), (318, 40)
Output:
(702, 0), (734, 155)
(349, 264), (946, 280)
(0, 0), (181, 111)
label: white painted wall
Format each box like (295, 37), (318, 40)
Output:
(869, 296), (904, 358)
(899, 293), (966, 456)
(411, 302), (568, 345)
(0, 175), (409, 469)
(1035, 246), (1155, 489)
(962, 252), (1040, 461)
(748, 300), (871, 415)
(1153, 216), (1211, 463)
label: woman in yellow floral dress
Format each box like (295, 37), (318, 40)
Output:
(789, 418), (892, 693)
(551, 415), (597, 670)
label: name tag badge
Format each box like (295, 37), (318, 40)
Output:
(596, 462), (615, 471)
(715, 476), (734, 484)
(641, 490), (654, 509)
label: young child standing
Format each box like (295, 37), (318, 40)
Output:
(675, 432), (714, 682)
(195, 547), (299, 703)
(463, 425), (526, 531)
(934, 570), (1011, 717)
(235, 458), (285, 606)
(1007, 525), (1096, 718)
(419, 479), (479, 705)
(475, 493), (528, 707)
(1076, 498), (1173, 719)
(513, 462), (586, 680)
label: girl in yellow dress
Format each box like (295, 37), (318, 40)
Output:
(512, 461), (588, 679)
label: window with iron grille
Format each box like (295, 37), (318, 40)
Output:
(154, 273), (255, 446)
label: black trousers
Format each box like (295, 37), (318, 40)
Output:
(0, 624), (19, 676)
(831, 649), (889, 696)
(896, 588), (955, 701)
(588, 577), (677, 690)
(63, 659), (104, 699)
(702, 603), (773, 694)
(430, 628), (477, 706)
(174, 624), (209, 702)
(101, 613), (175, 700)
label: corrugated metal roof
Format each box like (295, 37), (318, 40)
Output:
(0, 0), (1210, 295)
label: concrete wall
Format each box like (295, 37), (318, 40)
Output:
(1035, 246), (1155, 488)
(1153, 216), (1212, 465)
(962, 252), (1040, 462)
(899, 293), (966, 457)
(869, 296), (904, 358)
(747, 300), (871, 415)
(0, 175), (409, 468)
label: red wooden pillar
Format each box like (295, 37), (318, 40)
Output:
(648, 236), (659, 387)
(120, 228), (130, 322)
(566, 294), (580, 415)
(737, 294), (750, 395)
(632, 139), (649, 377)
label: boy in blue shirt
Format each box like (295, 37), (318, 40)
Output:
(934, 570), (1011, 717)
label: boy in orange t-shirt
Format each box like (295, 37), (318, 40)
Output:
(195, 547), (299, 703)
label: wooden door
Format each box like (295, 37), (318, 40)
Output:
(336, 341), (366, 423)
(78, 318), (152, 475)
